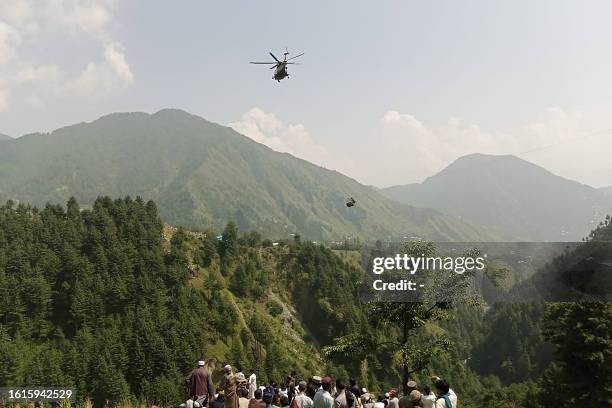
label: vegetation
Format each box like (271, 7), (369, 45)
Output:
(382, 153), (612, 241)
(0, 109), (499, 242)
(0, 196), (610, 407)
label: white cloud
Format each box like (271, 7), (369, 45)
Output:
(103, 41), (132, 84)
(16, 64), (60, 83)
(0, 0), (132, 110)
(230, 107), (331, 167)
(50, 0), (112, 37)
(229, 107), (612, 188)
(0, 21), (21, 64)
(378, 107), (612, 187)
(65, 41), (133, 96)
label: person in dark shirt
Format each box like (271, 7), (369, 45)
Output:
(188, 360), (215, 406)
(212, 392), (225, 408)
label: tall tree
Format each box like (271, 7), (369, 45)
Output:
(324, 241), (479, 394)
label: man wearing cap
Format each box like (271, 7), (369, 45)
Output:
(293, 381), (314, 408)
(408, 391), (421, 408)
(313, 377), (334, 408)
(188, 360), (215, 407)
(220, 364), (240, 408)
(307, 377), (322, 399)
(398, 381), (417, 408)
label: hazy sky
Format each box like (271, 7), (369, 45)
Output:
(2, 1), (612, 187)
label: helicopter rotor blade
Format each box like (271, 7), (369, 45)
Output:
(269, 52), (281, 63)
(250, 62), (276, 64)
(287, 53), (304, 61)
(285, 62), (302, 65)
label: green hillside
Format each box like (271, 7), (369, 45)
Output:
(0, 196), (389, 406)
(382, 154), (612, 241)
(0, 109), (497, 242)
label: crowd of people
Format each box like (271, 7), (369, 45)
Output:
(182, 361), (458, 408)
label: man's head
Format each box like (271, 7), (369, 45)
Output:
(263, 393), (273, 404)
(312, 376), (322, 386)
(321, 376), (332, 392)
(336, 379), (346, 391)
(224, 364), (232, 374)
(360, 393), (371, 403)
(239, 388), (248, 398)
(433, 378), (450, 396)
(406, 381), (417, 392)
(197, 360), (205, 367)
(409, 390), (421, 404)
(298, 381), (307, 392)
(388, 389), (397, 398)
(255, 389), (263, 400)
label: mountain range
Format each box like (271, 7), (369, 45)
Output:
(0, 109), (494, 242)
(381, 153), (612, 241)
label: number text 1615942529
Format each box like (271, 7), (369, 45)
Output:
(0, 388), (75, 402)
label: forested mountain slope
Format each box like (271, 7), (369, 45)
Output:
(382, 154), (612, 241)
(0, 109), (497, 242)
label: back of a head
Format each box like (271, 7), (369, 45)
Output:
(263, 393), (273, 404)
(280, 396), (290, 406)
(336, 379), (346, 391)
(255, 389), (263, 400)
(409, 390), (421, 405)
(298, 381), (307, 392)
(423, 385), (431, 396)
(433, 379), (449, 395)
(239, 388), (249, 398)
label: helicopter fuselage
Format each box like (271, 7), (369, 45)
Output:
(273, 63), (289, 81)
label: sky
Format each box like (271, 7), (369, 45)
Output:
(1, 0), (612, 188)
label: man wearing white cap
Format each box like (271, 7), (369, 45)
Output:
(220, 364), (239, 408)
(188, 360), (215, 407)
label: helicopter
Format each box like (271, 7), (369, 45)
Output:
(250, 48), (304, 82)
